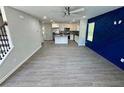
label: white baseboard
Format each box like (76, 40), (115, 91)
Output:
(0, 46), (41, 84)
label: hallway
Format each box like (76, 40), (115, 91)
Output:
(1, 41), (124, 87)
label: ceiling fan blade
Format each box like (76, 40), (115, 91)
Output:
(70, 13), (83, 18)
(70, 8), (85, 14)
(65, 7), (70, 11)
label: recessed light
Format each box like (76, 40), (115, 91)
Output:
(83, 16), (86, 18)
(50, 20), (53, 22)
(19, 15), (24, 19)
(43, 16), (47, 19)
(72, 19), (75, 22)
(52, 21), (55, 23)
(81, 8), (85, 11)
(42, 27), (45, 30)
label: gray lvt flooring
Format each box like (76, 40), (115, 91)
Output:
(1, 41), (124, 87)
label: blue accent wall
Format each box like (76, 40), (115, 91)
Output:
(85, 7), (124, 70)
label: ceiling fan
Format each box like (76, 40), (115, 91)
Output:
(64, 6), (85, 16)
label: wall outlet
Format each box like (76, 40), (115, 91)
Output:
(120, 58), (124, 63)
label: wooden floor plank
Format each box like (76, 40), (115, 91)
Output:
(1, 41), (124, 87)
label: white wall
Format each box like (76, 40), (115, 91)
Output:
(39, 21), (44, 43)
(75, 35), (79, 44)
(0, 7), (43, 84)
(78, 19), (88, 46)
(0, 15), (3, 25)
(41, 23), (52, 40)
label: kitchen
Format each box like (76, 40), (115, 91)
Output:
(42, 22), (80, 45)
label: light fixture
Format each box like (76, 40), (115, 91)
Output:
(42, 31), (45, 35)
(42, 26), (45, 30)
(118, 20), (122, 24)
(81, 8), (85, 11)
(114, 21), (117, 25)
(52, 21), (55, 23)
(83, 16), (86, 18)
(19, 15), (24, 20)
(50, 20), (53, 22)
(72, 19), (75, 22)
(43, 16), (47, 19)
(120, 58), (124, 63)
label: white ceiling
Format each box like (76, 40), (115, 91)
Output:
(12, 6), (121, 23)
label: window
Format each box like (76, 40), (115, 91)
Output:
(87, 22), (95, 42)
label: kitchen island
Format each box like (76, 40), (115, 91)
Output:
(55, 34), (68, 44)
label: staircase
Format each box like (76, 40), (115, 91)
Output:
(0, 21), (11, 62)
